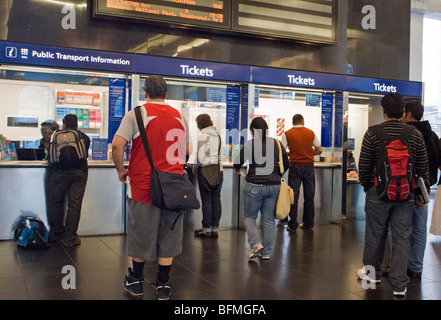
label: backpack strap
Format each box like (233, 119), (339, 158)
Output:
(370, 125), (391, 143)
(397, 124), (415, 142)
(370, 124), (415, 143)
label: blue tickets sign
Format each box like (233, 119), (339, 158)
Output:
(251, 66), (347, 91)
(346, 76), (422, 97)
(134, 55), (251, 82)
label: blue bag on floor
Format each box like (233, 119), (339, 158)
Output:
(14, 217), (49, 249)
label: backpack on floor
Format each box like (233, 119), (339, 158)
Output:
(371, 125), (416, 202)
(14, 217), (49, 249)
(48, 129), (87, 167)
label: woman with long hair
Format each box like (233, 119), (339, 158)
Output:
(234, 117), (289, 260)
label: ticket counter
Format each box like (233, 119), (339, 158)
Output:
(0, 40), (423, 239)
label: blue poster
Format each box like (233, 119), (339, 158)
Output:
(240, 84), (249, 145)
(226, 85), (241, 148)
(334, 93), (344, 148)
(92, 138), (108, 160)
(108, 78), (126, 143)
(321, 93), (333, 148)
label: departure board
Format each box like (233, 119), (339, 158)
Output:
(232, 0), (338, 43)
(93, 0), (338, 43)
(94, 0), (230, 29)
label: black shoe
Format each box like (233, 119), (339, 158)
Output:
(123, 268), (144, 296)
(62, 235), (81, 247)
(300, 224), (313, 230)
(156, 278), (171, 300)
(287, 226), (297, 233)
(194, 229), (207, 237)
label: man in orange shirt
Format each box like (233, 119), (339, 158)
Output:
(281, 114), (323, 231)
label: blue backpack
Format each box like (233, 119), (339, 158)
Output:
(14, 217), (49, 249)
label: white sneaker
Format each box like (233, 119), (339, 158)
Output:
(393, 287), (407, 297)
(357, 267), (381, 283)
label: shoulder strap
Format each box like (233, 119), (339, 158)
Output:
(217, 133), (221, 165)
(370, 125), (390, 143)
(134, 106), (155, 169)
(275, 139), (284, 175)
(398, 124), (415, 142)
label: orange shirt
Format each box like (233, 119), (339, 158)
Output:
(284, 126), (315, 166)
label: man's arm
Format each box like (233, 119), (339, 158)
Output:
(358, 130), (375, 192)
(112, 135), (128, 183)
(313, 146), (323, 156)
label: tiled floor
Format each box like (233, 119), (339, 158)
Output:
(1, 217), (441, 301)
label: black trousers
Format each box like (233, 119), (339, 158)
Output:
(47, 169), (88, 241)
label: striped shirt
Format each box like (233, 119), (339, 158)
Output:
(358, 120), (429, 193)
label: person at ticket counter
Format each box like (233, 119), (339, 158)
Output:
(39, 120), (59, 149)
(281, 114), (323, 232)
(47, 114), (90, 247)
(39, 120), (59, 159)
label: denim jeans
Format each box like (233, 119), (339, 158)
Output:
(363, 187), (413, 291)
(408, 204), (428, 273)
(287, 165), (315, 229)
(47, 169), (88, 241)
(197, 172), (223, 229)
(243, 182), (280, 257)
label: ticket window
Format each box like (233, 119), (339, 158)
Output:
(138, 77), (232, 164)
(251, 86), (339, 163)
(0, 65), (127, 159)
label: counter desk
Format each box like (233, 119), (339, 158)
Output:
(0, 161), (343, 240)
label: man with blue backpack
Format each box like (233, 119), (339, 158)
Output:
(357, 93), (429, 297)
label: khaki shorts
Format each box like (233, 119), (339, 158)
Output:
(126, 197), (184, 261)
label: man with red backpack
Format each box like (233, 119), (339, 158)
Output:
(357, 93), (429, 297)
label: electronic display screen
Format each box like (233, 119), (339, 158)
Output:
(232, 0), (338, 43)
(93, 0), (338, 43)
(94, 0), (230, 29)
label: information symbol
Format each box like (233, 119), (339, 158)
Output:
(5, 47), (17, 58)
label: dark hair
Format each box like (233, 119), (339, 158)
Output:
(195, 113), (213, 130)
(63, 114), (78, 129)
(405, 100), (424, 121)
(40, 120), (59, 132)
(381, 93), (405, 119)
(250, 117), (268, 139)
(292, 114), (304, 125)
(142, 75), (167, 99)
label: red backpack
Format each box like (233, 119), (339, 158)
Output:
(371, 125), (416, 202)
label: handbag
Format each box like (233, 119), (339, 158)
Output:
(134, 106), (200, 211)
(275, 139), (294, 220)
(199, 134), (221, 190)
(430, 184), (441, 235)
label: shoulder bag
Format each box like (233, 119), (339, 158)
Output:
(134, 106), (200, 211)
(199, 133), (221, 190)
(275, 139), (294, 220)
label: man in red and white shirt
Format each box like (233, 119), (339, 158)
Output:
(112, 75), (190, 300)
